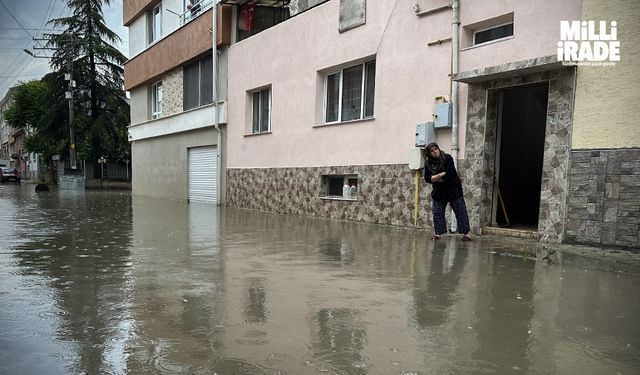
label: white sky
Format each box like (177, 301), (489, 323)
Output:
(0, 0), (128, 99)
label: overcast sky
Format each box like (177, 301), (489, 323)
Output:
(0, 0), (128, 100)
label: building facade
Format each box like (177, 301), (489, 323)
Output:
(126, 0), (640, 249)
(124, 0), (231, 203)
(223, 0), (638, 248)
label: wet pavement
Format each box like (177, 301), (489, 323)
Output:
(1, 183), (639, 375)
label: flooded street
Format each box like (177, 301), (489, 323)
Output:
(1, 184), (639, 375)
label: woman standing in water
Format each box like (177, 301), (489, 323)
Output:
(423, 142), (472, 241)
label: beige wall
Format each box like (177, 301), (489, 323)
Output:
(131, 127), (224, 202)
(572, 0), (640, 149)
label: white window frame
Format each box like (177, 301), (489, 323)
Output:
(472, 21), (513, 47)
(251, 87), (271, 134)
(323, 60), (375, 124)
(151, 81), (163, 119)
(149, 4), (162, 45)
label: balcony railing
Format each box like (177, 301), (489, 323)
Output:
(180, 0), (214, 25)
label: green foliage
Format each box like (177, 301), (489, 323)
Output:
(5, 81), (47, 131)
(43, 0), (130, 161)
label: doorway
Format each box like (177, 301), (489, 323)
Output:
(492, 83), (549, 230)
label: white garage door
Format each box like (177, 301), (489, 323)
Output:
(188, 146), (217, 204)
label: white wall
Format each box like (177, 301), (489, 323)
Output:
(128, 0), (187, 59)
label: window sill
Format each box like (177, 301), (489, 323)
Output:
(319, 196), (358, 202)
(314, 117), (375, 128)
(244, 131), (272, 137)
(461, 36), (514, 51)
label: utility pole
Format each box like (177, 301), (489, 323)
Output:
(28, 36), (77, 170)
(65, 57), (77, 169)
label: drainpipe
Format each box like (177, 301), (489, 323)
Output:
(450, 0), (460, 232)
(451, 0), (459, 163)
(212, 1), (221, 205)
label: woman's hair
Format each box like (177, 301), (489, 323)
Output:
(426, 142), (439, 152)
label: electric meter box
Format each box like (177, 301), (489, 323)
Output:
(434, 102), (452, 129)
(415, 122), (436, 147)
(409, 148), (425, 170)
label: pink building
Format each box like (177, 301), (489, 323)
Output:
(125, 0), (640, 248)
(225, 0), (583, 241)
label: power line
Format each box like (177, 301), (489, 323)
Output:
(0, 0), (36, 39)
(0, 28), (61, 31)
(0, 73), (45, 78)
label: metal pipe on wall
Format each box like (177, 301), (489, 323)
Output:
(212, 1), (222, 205)
(449, 0), (460, 232)
(451, 0), (459, 162)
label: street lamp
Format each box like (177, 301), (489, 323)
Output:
(98, 156), (106, 179)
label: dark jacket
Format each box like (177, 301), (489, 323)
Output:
(423, 153), (464, 203)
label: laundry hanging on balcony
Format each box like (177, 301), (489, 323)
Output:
(238, 3), (256, 31)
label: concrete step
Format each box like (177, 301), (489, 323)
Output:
(481, 226), (540, 240)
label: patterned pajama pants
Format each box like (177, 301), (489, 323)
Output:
(432, 196), (470, 235)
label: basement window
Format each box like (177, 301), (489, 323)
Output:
(473, 22), (513, 46)
(321, 174), (358, 199)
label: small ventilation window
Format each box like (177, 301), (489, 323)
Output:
(473, 22), (513, 46)
(321, 174), (358, 199)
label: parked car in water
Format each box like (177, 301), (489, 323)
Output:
(0, 167), (21, 183)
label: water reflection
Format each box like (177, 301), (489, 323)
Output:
(470, 252), (536, 373)
(411, 239), (468, 329)
(244, 278), (268, 324)
(1, 187), (640, 374)
(311, 308), (367, 374)
(2, 189), (133, 375)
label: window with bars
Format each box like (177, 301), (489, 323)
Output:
(324, 60), (375, 124)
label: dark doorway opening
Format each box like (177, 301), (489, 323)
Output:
(493, 83), (548, 230)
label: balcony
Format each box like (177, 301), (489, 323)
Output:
(124, 5), (231, 91)
(127, 101), (227, 141)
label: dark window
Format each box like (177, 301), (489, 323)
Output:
(237, 5), (290, 41)
(474, 23), (513, 45)
(183, 54), (213, 111)
(323, 174), (358, 198)
(328, 176), (344, 196)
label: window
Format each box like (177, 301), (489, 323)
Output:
(322, 174), (358, 198)
(183, 54), (213, 110)
(251, 87), (271, 134)
(237, 5), (290, 42)
(148, 4), (162, 44)
(473, 22), (513, 46)
(324, 60), (375, 123)
(151, 81), (162, 119)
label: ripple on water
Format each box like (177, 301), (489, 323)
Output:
(236, 329), (268, 345)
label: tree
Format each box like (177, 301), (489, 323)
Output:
(47, 0), (129, 167)
(5, 76), (69, 183)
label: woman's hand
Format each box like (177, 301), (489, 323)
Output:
(431, 172), (446, 182)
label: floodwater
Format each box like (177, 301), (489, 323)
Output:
(1, 183), (639, 375)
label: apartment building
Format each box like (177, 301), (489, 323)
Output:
(125, 0), (639, 248)
(222, 0), (638, 248)
(124, 0), (232, 203)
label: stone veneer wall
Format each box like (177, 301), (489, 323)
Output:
(162, 69), (183, 117)
(565, 149), (640, 249)
(226, 165), (435, 229)
(460, 65), (576, 243)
